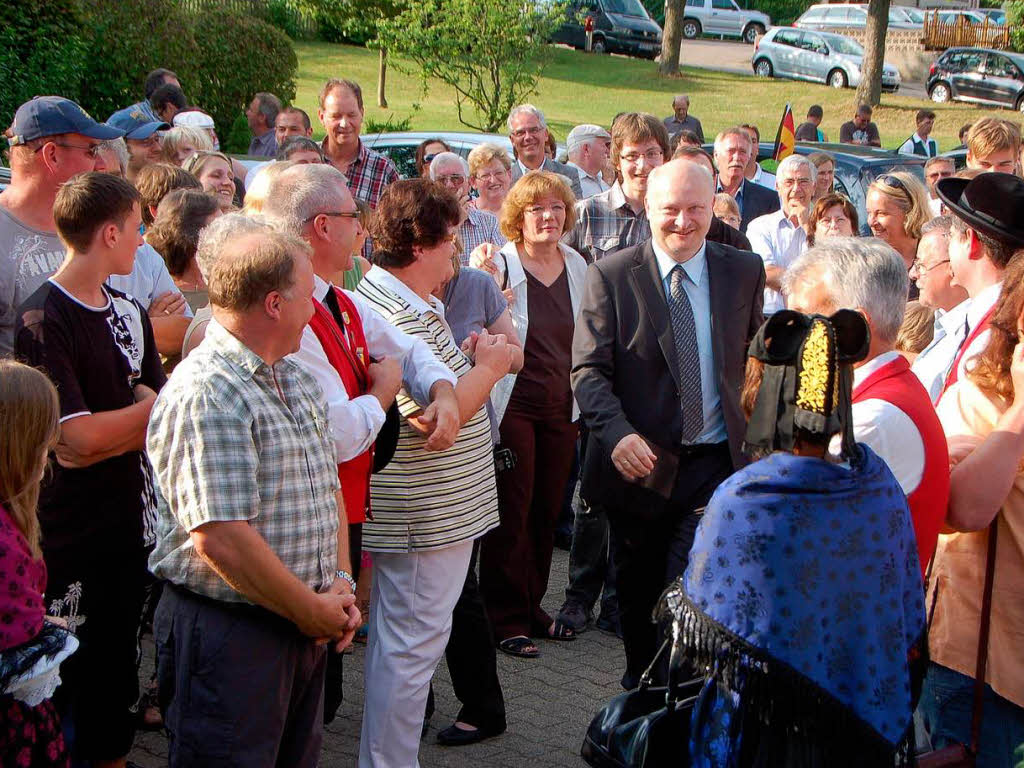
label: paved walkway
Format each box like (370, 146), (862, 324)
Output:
(129, 547), (626, 767)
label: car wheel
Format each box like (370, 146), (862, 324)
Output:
(743, 24), (764, 45)
(1017, 95), (1024, 114)
(682, 19), (701, 39)
(592, 36), (607, 54)
(930, 81), (951, 103)
(828, 69), (848, 89)
(754, 58), (773, 78)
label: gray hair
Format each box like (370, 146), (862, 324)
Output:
(259, 163), (349, 235)
(776, 154), (816, 184)
(713, 126), (752, 156)
(196, 212), (281, 281)
(673, 94), (690, 106)
(921, 215), (952, 237)
(783, 237), (908, 344)
(508, 104), (547, 132)
(99, 137), (129, 174)
(429, 152), (469, 179)
(254, 92), (282, 128)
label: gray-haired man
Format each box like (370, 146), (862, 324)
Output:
(431, 152), (507, 262)
(508, 104), (584, 199)
(566, 124), (612, 199)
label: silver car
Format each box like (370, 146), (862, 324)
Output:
(753, 27), (901, 91)
(794, 3), (921, 31)
(681, 0), (771, 44)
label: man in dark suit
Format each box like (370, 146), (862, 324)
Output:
(572, 159), (765, 689)
(712, 126), (780, 232)
(508, 104), (584, 200)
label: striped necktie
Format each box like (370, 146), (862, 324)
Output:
(669, 265), (704, 442)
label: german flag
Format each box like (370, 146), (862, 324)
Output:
(772, 103), (796, 161)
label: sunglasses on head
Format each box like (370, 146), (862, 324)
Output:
(423, 153), (438, 165)
(878, 174), (908, 193)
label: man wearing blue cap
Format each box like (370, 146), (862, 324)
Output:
(107, 109), (169, 183)
(0, 96), (122, 356)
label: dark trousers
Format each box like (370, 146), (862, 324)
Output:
(564, 501), (618, 620)
(606, 442), (732, 690)
(426, 542), (507, 732)
(155, 584), (327, 768)
(47, 546), (148, 762)
(481, 406), (579, 640)
(323, 521), (364, 725)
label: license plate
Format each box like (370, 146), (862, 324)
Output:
(639, 42), (655, 50)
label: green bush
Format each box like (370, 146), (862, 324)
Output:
(1008, 1), (1024, 52)
(223, 113), (253, 155)
(187, 9), (298, 146)
(263, 0), (307, 39)
(0, 0), (88, 131)
(743, 0), (809, 26)
(76, 0), (198, 122)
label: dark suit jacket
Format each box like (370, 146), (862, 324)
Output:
(511, 157), (584, 200)
(738, 179), (780, 233)
(572, 239), (765, 505)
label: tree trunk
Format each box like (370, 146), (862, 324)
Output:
(659, 0), (684, 76)
(377, 46), (388, 108)
(855, 0), (889, 107)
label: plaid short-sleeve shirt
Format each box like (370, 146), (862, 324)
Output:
(563, 182), (651, 263)
(147, 321), (340, 604)
(324, 138), (399, 259)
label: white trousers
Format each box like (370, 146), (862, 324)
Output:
(358, 539), (474, 768)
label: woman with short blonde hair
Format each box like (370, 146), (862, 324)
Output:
(481, 171), (588, 658)
(161, 125), (214, 167)
(468, 143), (513, 217)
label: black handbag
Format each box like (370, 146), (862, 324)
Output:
(581, 635), (704, 768)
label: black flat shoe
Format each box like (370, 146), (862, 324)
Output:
(437, 723), (503, 746)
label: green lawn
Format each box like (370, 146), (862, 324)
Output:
(292, 40), (1011, 153)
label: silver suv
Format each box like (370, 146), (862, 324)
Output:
(681, 0), (771, 44)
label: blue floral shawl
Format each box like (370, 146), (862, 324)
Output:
(679, 446), (927, 767)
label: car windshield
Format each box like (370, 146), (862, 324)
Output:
(862, 162), (925, 189)
(829, 36), (863, 55)
(887, 8), (907, 22)
(603, 0), (649, 17)
(903, 7), (925, 22)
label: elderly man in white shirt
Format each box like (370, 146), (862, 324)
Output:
(745, 154), (816, 315)
(565, 124), (612, 199)
(909, 217), (970, 403)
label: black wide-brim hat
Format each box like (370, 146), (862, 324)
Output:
(936, 172), (1024, 250)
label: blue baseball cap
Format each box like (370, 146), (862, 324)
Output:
(7, 96), (124, 147)
(106, 107), (169, 140)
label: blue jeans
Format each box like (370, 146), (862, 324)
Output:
(918, 662), (1024, 768)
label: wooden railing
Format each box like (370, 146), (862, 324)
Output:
(922, 11), (1011, 50)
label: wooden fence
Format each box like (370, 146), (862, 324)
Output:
(177, 0), (319, 37)
(922, 12), (1011, 50)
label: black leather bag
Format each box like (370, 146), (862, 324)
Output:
(581, 637), (704, 768)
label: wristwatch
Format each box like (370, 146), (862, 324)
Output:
(335, 569), (357, 593)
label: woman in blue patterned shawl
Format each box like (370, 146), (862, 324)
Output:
(677, 309), (928, 767)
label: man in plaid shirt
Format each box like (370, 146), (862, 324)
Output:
(318, 79), (398, 256)
(429, 152), (507, 265)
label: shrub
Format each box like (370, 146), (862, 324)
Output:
(0, 0), (88, 131)
(1009, 1), (1024, 53)
(187, 9), (299, 146)
(263, 0), (309, 40)
(76, 0), (198, 122)
(223, 113), (253, 155)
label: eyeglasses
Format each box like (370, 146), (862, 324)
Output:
(129, 135), (162, 149)
(510, 126), (545, 139)
(423, 153), (439, 165)
(474, 171), (508, 182)
(780, 176), (814, 189)
(37, 141), (102, 158)
(911, 258), (950, 274)
(303, 211), (361, 223)
(620, 149), (664, 165)
(436, 174), (466, 186)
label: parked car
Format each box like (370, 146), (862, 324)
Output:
(679, 0), (771, 44)
(932, 9), (991, 26)
(752, 27), (901, 91)
(361, 131), (518, 179)
(551, 0), (663, 58)
(976, 8), (1007, 25)
(703, 141), (926, 233)
(927, 47), (1024, 112)
(795, 3), (921, 31)
(896, 6), (927, 25)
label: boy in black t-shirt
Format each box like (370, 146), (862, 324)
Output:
(15, 172), (165, 765)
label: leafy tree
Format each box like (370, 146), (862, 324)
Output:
(376, 0), (570, 132)
(854, 0), (890, 107)
(1008, 0), (1024, 52)
(660, 0), (684, 75)
(0, 0), (87, 130)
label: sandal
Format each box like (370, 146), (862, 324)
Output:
(498, 636), (540, 658)
(546, 619), (577, 641)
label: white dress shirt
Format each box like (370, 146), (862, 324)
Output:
(912, 299), (970, 404)
(750, 164), (777, 190)
(745, 208), (807, 315)
(830, 350), (925, 495)
(952, 281), (1002, 386)
(567, 161), (610, 199)
(289, 274), (456, 463)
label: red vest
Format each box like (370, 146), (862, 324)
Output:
(308, 287), (373, 525)
(940, 303), (996, 397)
(853, 355), (950, 577)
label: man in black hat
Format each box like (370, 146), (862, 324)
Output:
(935, 172), (1024, 394)
(0, 96), (123, 356)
